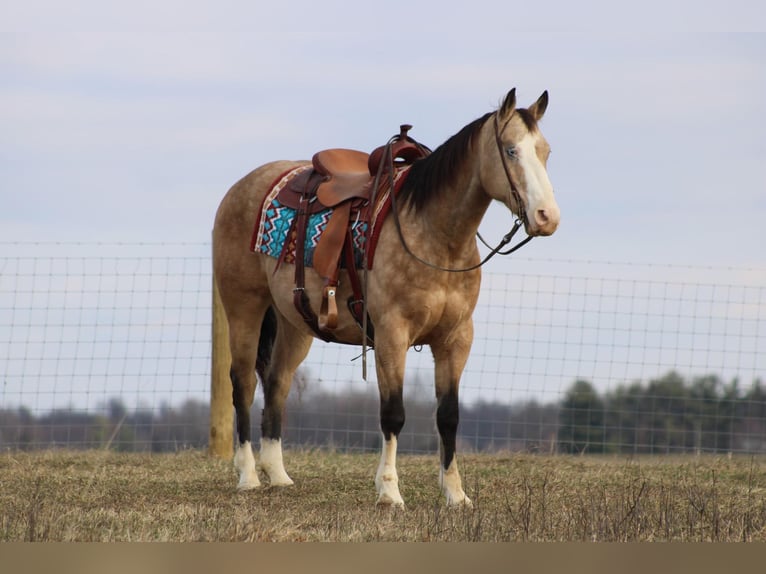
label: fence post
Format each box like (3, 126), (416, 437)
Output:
(209, 252), (233, 459)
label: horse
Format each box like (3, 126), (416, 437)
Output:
(212, 88), (560, 507)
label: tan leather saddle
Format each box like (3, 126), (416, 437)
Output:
(276, 124), (427, 212)
(279, 125), (430, 342)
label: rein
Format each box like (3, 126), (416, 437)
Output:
(384, 111), (533, 274)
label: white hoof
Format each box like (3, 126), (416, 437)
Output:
(234, 441), (261, 490)
(375, 436), (404, 507)
(259, 438), (294, 487)
(376, 490), (406, 508)
(446, 492), (473, 509)
(440, 462), (471, 508)
(265, 472), (294, 487)
(375, 473), (405, 508)
(237, 474), (261, 491)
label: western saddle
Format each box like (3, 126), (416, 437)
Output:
(274, 125), (430, 344)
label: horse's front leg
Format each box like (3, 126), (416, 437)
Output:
(373, 335), (408, 507)
(432, 321), (473, 508)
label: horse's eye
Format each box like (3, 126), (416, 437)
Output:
(506, 146), (518, 160)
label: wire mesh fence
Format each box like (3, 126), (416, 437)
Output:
(1, 242), (764, 454)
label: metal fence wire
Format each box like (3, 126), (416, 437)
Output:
(1, 242), (764, 454)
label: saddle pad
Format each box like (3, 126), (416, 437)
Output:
(250, 163), (410, 269)
(255, 198), (368, 268)
(251, 166), (368, 268)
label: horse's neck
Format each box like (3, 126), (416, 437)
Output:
(409, 162), (490, 262)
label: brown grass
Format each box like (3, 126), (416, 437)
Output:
(2, 450), (766, 542)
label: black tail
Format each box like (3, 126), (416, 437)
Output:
(255, 305), (278, 382)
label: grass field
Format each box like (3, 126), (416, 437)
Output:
(2, 450), (766, 542)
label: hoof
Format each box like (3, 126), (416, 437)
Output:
(237, 478), (261, 491)
(376, 493), (405, 509)
(446, 494), (473, 509)
(267, 475), (294, 487)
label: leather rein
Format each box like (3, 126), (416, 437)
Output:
(385, 111), (533, 274)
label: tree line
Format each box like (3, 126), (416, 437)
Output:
(1, 371), (764, 454)
(558, 371), (766, 454)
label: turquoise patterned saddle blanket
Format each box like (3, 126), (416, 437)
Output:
(253, 194), (368, 268)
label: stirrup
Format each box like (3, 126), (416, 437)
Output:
(318, 285), (339, 330)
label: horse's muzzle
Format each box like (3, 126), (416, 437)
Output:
(528, 204), (560, 236)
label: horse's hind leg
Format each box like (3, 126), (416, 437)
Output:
(258, 312), (313, 486)
(228, 303), (271, 490)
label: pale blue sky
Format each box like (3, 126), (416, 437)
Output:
(1, 1), (765, 412)
(1, 2), (765, 269)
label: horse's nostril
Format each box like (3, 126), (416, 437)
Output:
(535, 209), (550, 225)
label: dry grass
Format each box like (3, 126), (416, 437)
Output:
(2, 450), (766, 542)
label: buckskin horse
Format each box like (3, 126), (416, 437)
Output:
(212, 88), (560, 507)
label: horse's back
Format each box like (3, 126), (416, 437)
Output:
(216, 161), (307, 229)
(213, 160), (308, 305)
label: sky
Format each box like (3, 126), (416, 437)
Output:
(1, 1), (765, 269)
(1, 2), (765, 414)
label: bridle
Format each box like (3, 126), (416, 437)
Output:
(385, 110), (533, 273)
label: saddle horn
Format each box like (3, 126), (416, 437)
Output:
(367, 124), (430, 176)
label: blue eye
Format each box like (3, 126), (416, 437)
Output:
(506, 146), (518, 160)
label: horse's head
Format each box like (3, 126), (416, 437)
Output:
(481, 88), (560, 237)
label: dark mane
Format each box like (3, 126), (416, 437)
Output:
(398, 111), (494, 213)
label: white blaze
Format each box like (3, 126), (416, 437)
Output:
(517, 132), (559, 234)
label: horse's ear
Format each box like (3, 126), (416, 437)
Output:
(500, 88), (517, 118)
(528, 90), (549, 121)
